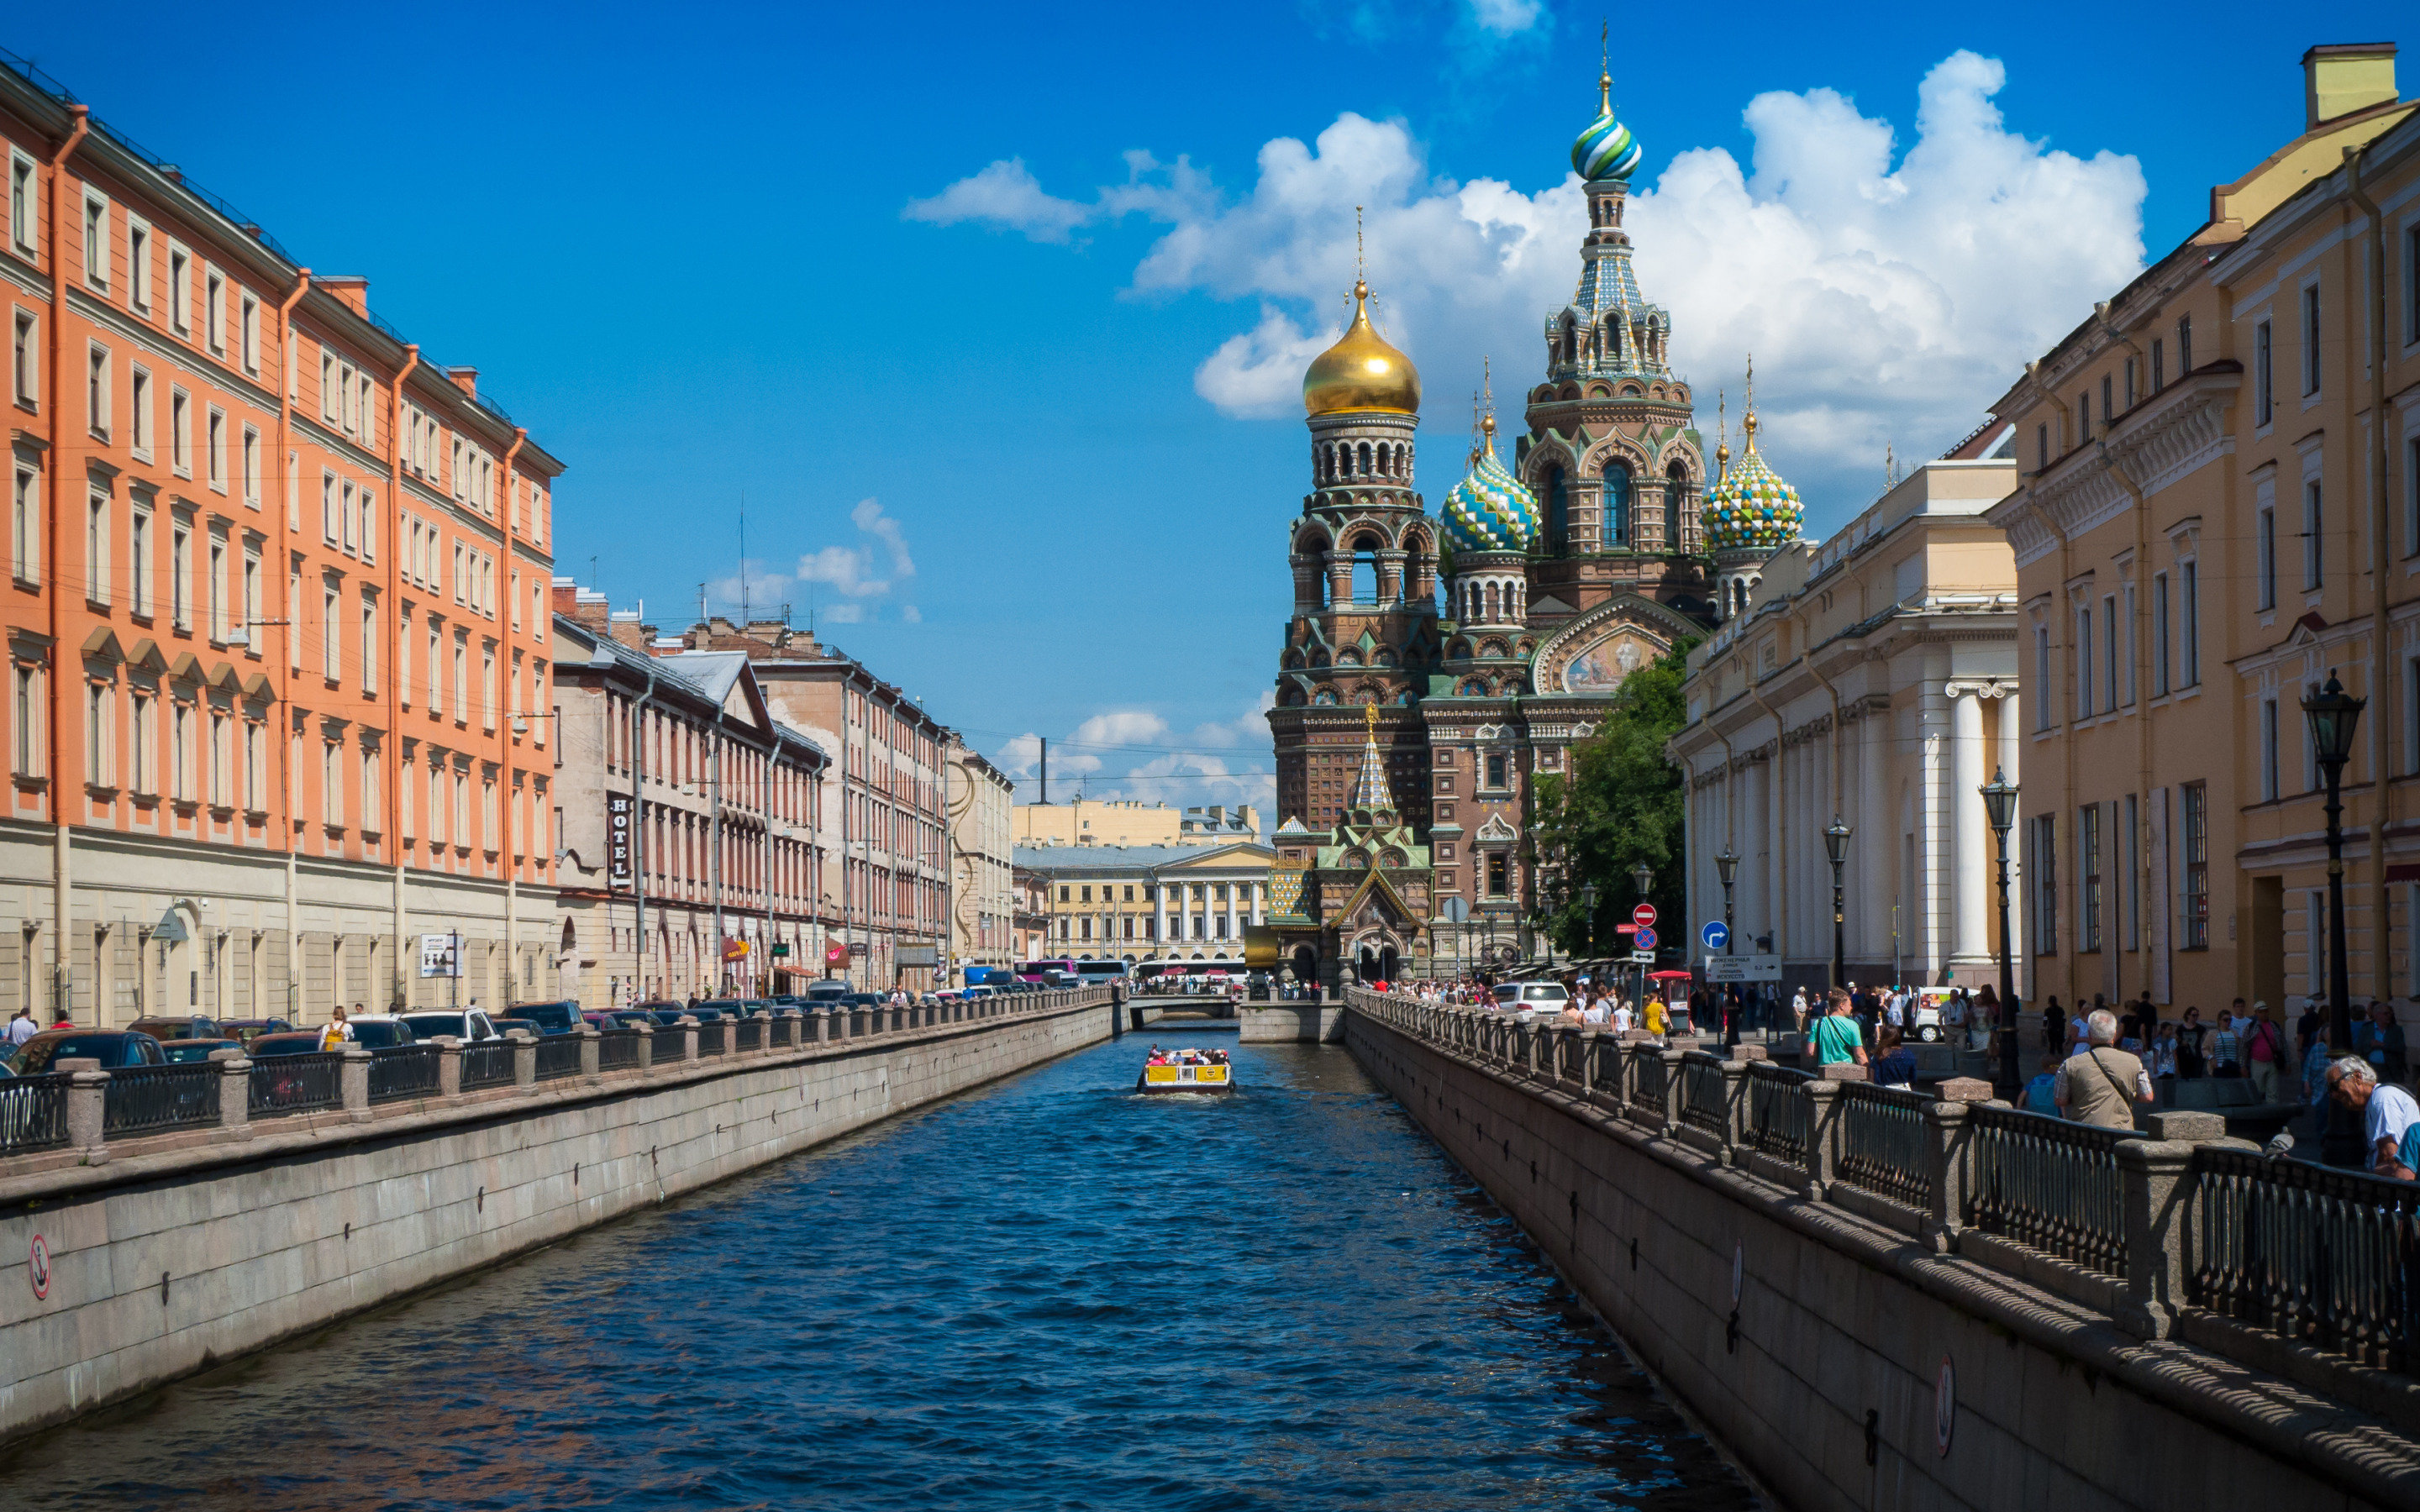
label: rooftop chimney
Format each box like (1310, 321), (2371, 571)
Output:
(2304, 43), (2399, 129)
(448, 366), (478, 399)
(318, 276), (370, 317)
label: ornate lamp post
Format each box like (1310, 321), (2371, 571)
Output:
(1578, 882), (1598, 973)
(1630, 861), (1654, 1010)
(2303, 673), (2365, 1166)
(1823, 816), (1852, 990)
(1715, 847), (1739, 957)
(1979, 768), (2020, 1090)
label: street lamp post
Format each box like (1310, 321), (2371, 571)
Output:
(1980, 768), (2020, 1091)
(1578, 882), (1598, 979)
(1630, 861), (1654, 1015)
(2303, 673), (2365, 1167)
(1715, 847), (1739, 957)
(1823, 816), (1852, 990)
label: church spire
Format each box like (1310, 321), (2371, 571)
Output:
(1349, 702), (1397, 816)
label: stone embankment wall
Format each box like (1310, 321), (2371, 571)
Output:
(1342, 996), (2420, 1512)
(0, 992), (1116, 1446)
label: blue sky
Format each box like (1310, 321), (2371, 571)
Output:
(12, 4), (2409, 814)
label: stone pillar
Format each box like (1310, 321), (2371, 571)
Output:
(60, 1060), (107, 1155)
(1224, 887), (1239, 944)
(677, 1016), (700, 1063)
(1155, 885), (1168, 953)
(578, 1024), (602, 1083)
(1920, 1079), (1992, 1253)
(509, 1032), (538, 1094)
(632, 1022), (654, 1071)
(1658, 1048), (1687, 1136)
(2118, 1113), (2223, 1340)
(1576, 1029), (1597, 1097)
(1951, 687), (1990, 973)
(813, 1007), (832, 1043)
(211, 1049), (253, 1137)
(434, 1037), (464, 1096)
(340, 1047), (373, 1121)
(1718, 1058), (1751, 1163)
(1801, 1080), (1844, 1201)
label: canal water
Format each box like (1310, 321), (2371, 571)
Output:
(8, 1037), (1760, 1510)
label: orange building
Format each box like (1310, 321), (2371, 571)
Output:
(2, 52), (561, 1024)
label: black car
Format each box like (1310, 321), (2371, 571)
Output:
(245, 1032), (331, 1058)
(160, 1037), (246, 1065)
(348, 1020), (418, 1049)
(9, 1029), (169, 1074)
(503, 1000), (584, 1036)
(214, 1018), (297, 1046)
(126, 1015), (221, 1042)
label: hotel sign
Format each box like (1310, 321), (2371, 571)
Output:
(607, 794), (634, 891)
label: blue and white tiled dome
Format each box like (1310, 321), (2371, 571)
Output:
(1441, 422), (1538, 554)
(1701, 412), (1802, 553)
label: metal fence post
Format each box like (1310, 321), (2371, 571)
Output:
(340, 1047), (374, 1121)
(2116, 1137), (2200, 1341)
(1802, 1080), (1844, 1202)
(579, 1024), (602, 1084)
(510, 1031), (538, 1093)
(435, 1037), (465, 1097)
(209, 1049), (253, 1138)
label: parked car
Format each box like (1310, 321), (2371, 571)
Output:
(213, 1018), (297, 1046)
(126, 1015), (221, 1042)
(160, 1037), (246, 1064)
(1494, 983), (1573, 1022)
(489, 1017), (541, 1038)
(9, 1029), (170, 1074)
(398, 1010), (502, 1043)
(244, 1032), (331, 1058)
(502, 1000), (583, 1036)
(341, 1015), (418, 1050)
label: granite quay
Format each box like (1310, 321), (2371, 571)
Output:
(0, 986), (1115, 1447)
(1343, 986), (2420, 1511)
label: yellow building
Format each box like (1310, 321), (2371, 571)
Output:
(1012, 843), (1274, 967)
(1013, 799), (1260, 848)
(1982, 43), (2416, 1016)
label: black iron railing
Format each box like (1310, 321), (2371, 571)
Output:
(2189, 1147), (2420, 1373)
(534, 1036), (584, 1081)
(460, 1041), (518, 1090)
(0, 1072), (71, 1154)
(1681, 1054), (1730, 1136)
(698, 1024), (729, 1057)
(249, 1053), (345, 1117)
(1966, 1103), (2133, 1277)
(1745, 1063), (1812, 1167)
(1835, 1083), (1933, 1210)
(368, 1045), (444, 1103)
(734, 1018), (765, 1053)
(597, 1030), (644, 1071)
(1627, 1048), (1667, 1121)
(102, 1063), (222, 1137)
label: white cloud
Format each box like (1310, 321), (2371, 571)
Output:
(900, 604), (923, 623)
(995, 697), (1276, 814)
(908, 50), (2144, 517)
(1467, 0), (1545, 35)
(902, 158), (1092, 243)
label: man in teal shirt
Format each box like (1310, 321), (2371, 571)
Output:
(1813, 986), (1869, 1068)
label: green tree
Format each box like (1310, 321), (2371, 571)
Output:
(1530, 637), (1698, 960)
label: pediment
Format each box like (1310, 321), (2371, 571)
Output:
(1474, 812), (1519, 843)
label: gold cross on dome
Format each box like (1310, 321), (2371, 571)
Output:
(1365, 702), (1381, 732)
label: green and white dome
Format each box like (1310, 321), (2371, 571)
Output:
(1571, 69), (1643, 182)
(1441, 419), (1538, 554)
(1701, 412), (1802, 553)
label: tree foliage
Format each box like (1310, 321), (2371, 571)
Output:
(1530, 638), (1698, 958)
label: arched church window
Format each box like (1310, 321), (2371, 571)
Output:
(1547, 468), (1569, 555)
(1665, 459), (1689, 540)
(1560, 317), (1576, 365)
(1349, 535), (1381, 605)
(1606, 319), (1623, 361)
(1357, 442), (1373, 478)
(1604, 460), (1633, 547)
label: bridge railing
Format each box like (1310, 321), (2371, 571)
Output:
(0, 986), (1113, 1171)
(1339, 984), (2420, 1392)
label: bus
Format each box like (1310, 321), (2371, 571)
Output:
(1017, 958), (1079, 984)
(1075, 959), (1130, 987)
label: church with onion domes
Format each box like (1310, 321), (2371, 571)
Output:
(1256, 58), (1806, 990)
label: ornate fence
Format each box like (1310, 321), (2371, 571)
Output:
(0, 1072), (71, 1155)
(534, 1035), (584, 1081)
(1966, 1103), (2133, 1278)
(1681, 1053), (1730, 1137)
(597, 1030), (644, 1071)
(249, 1053), (345, 1118)
(1745, 1063), (1812, 1167)
(460, 1041), (518, 1091)
(1835, 1083), (1933, 1210)
(368, 1046), (444, 1103)
(2189, 1147), (2420, 1373)
(102, 1063), (222, 1137)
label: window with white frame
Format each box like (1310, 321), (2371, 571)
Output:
(167, 243), (191, 335)
(171, 701), (190, 802)
(206, 407), (226, 492)
(321, 471), (338, 543)
(239, 292), (259, 375)
(323, 583), (340, 681)
(204, 266), (225, 355)
(241, 426), (260, 507)
(126, 217), (150, 312)
(358, 487), (375, 563)
(130, 691), (154, 795)
(129, 365), (151, 459)
(129, 504), (150, 617)
(85, 342), (109, 439)
(428, 621), (443, 713)
(82, 191), (108, 291)
(2261, 697), (2279, 801)
(82, 681), (110, 788)
(170, 387), (190, 476)
(360, 596), (377, 696)
(398, 607), (412, 706)
(324, 742), (343, 828)
(10, 308), (32, 408)
(11, 662), (41, 777)
(207, 533), (226, 642)
(8, 152), (33, 254)
(362, 746), (380, 834)
(171, 522), (190, 630)
(84, 486), (110, 605)
(244, 719), (261, 811)
(242, 545), (258, 642)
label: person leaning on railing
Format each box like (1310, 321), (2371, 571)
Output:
(2324, 1057), (2420, 1180)
(2052, 1010), (2154, 1130)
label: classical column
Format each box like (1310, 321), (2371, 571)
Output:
(1950, 686), (1990, 971)
(1225, 885), (1239, 942)
(1250, 883), (1264, 926)
(1859, 703), (1891, 963)
(1154, 878), (1168, 956)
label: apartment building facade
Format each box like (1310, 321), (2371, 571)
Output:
(1014, 841), (1276, 966)
(1673, 455), (2023, 996)
(948, 743), (1014, 979)
(550, 596), (829, 1007)
(1983, 45), (2417, 1016)
(1, 53), (562, 1023)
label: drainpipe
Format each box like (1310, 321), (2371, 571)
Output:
(44, 106), (87, 1020)
(2346, 146), (2394, 1005)
(497, 428), (524, 1003)
(383, 342), (417, 1005)
(2097, 301), (2157, 1004)
(272, 270), (311, 1016)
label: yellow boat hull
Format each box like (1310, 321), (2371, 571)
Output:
(1138, 1063), (1233, 1093)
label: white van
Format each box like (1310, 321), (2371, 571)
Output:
(1493, 982), (1572, 1022)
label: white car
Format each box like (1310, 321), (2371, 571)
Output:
(1494, 983), (1573, 1022)
(397, 1009), (503, 1043)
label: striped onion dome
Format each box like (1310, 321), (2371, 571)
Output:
(1441, 418), (1538, 554)
(1701, 412), (1802, 552)
(1571, 70), (1643, 182)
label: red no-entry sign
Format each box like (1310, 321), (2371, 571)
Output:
(1632, 902), (1657, 928)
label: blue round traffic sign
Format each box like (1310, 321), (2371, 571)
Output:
(1702, 921), (1729, 951)
(1634, 925), (1658, 951)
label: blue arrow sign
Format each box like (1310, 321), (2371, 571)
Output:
(1634, 925), (1658, 952)
(1702, 920), (1729, 952)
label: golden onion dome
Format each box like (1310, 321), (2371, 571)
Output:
(1302, 281), (1422, 417)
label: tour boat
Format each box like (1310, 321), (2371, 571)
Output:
(1137, 1052), (1234, 1094)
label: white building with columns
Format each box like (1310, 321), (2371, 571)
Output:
(1670, 453), (2023, 995)
(1012, 843), (1274, 967)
